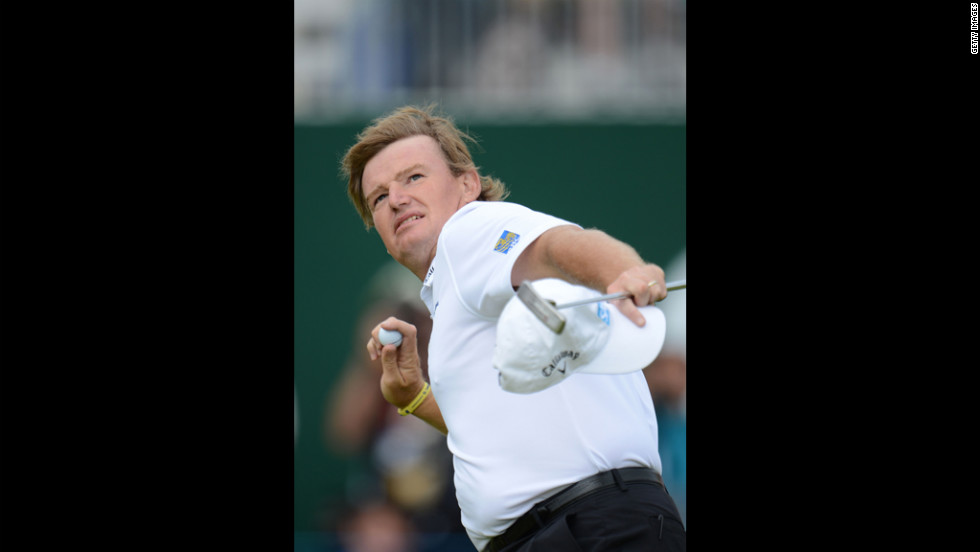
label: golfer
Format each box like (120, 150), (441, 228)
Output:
(342, 104), (686, 551)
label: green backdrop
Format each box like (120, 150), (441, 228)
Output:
(294, 121), (686, 534)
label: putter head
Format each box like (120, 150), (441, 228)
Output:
(516, 280), (566, 334)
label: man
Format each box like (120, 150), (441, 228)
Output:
(341, 104), (686, 551)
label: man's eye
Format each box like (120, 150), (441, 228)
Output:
(409, 174), (422, 182)
(373, 193), (387, 207)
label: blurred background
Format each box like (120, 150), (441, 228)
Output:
(294, 0), (685, 123)
(294, 1), (686, 550)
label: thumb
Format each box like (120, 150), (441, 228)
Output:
(379, 345), (407, 386)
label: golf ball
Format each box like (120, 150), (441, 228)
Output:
(378, 328), (403, 347)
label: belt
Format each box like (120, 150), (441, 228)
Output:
(485, 467), (663, 552)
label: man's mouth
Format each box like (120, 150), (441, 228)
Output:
(396, 214), (422, 233)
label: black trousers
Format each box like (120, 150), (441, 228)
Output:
(487, 471), (686, 551)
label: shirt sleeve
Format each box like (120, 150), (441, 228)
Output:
(439, 202), (579, 319)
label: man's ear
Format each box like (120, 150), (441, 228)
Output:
(461, 169), (481, 201)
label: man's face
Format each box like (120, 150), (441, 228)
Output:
(362, 135), (478, 275)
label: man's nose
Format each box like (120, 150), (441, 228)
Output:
(387, 182), (410, 207)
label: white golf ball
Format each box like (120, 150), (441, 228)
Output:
(378, 328), (403, 347)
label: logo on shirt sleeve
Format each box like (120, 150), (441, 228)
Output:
(493, 230), (520, 254)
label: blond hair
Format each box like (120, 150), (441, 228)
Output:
(341, 104), (510, 229)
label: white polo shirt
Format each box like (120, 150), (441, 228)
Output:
(420, 201), (662, 551)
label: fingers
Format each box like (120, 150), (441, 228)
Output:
(627, 265), (667, 305)
(380, 343), (406, 386)
(366, 317), (417, 361)
(608, 264), (666, 327)
(365, 316), (424, 407)
(644, 278), (668, 304)
(613, 296), (647, 327)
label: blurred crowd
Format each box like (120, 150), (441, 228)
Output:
(320, 262), (470, 552)
(310, 248), (686, 551)
(294, 0), (686, 122)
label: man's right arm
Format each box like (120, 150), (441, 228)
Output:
(369, 317), (448, 435)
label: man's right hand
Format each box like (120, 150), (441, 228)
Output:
(367, 316), (448, 434)
(368, 317), (426, 409)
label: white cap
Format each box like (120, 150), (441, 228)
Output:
(493, 278), (667, 394)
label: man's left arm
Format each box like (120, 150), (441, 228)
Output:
(511, 225), (667, 326)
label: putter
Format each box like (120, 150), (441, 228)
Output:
(516, 279), (686, 334)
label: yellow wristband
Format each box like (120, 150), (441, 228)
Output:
(397, 381), (430, 417)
